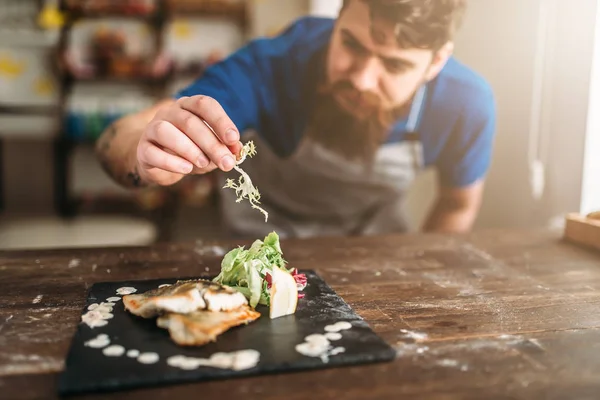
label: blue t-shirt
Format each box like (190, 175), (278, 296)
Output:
(175, 16), (496, 188)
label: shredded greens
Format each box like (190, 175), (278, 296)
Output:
(213, 232), (290, 308)
(223, 141), (269, 222)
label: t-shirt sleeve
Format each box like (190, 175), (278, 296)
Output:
(172, 17), (317, 136)
(173, 43), (269, 135)
(436, 87), (496, 188)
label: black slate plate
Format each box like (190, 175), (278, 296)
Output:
(58, 270), (395, 396)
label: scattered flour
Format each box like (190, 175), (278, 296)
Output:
(400, 329), (429, 342)
(437, 359), (459, 367)
(194, 243), (227, 257)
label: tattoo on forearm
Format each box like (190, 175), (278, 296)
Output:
(97, 123), (147, 188)
(97, 125), (117, 176)
(127, 165), (144, 188)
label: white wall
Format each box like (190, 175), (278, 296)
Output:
(249, 0), (309, 38)
(541, 0), (597, 225)
(309, 0), (342, 17)
(581, 1), (600, 215)
(407, 0), (599, 230)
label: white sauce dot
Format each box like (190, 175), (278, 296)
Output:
(305, 334), (330, 346)
(324, 321), (352, 333)
(166, 351), (260, 371)
(305, 333), (325, 341)
(325, 332), (342, 341)
(116, 287), (137, 295)
(89, 319), (108, 328)
(84, 335), (110, 348)
(103, 345), (125, 357)
(232, 349), (260, 371)
(180, 358), (206, 370)
(81, 310), (110, 328)
(335, 321), (353, 330)
(106, 297), (121, 302)
(167, 355), (186, 368)
(209, 353), (233, 369)
(296, 341), (330, 358)
(97, 303), (114, 311)
(127, 349), (140, 358)
(297, 325), (350, 361)
(137, 352), (159, 364)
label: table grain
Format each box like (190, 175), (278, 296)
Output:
(1, 229), (600, 399)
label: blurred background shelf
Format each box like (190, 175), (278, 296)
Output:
(167, 0), (248, 25)
(0, 0), (332, 249)
(51, 0), (252, 231)
(0, 30), (61, 48)
(60, 0), (160, 16)
(0, 113), (61, 140)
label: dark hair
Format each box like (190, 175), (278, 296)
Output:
(341, 0), (467, 50)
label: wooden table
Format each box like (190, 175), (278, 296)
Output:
(2, 229), (600, 399)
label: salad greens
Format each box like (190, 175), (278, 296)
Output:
(213, 232), (306, 308)
(222, 140), (269, 222)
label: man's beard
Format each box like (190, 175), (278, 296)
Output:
(306, 80), (410, 164)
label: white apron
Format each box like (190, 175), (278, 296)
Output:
(217, 87), (426, 239)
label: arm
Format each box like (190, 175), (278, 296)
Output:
(95, 99), (172, 188)
(95, 17), (324, 189)
(95, 96), (243, 188)
(423, 179), (485, 233)
(428, 81), (496, 233)
(95, 20), (305, 188)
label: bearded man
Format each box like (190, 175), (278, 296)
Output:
(96, 0), (496, 239)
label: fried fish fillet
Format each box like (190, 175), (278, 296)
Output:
(157, 306), (261, 346)
(123, 280), (248, 318)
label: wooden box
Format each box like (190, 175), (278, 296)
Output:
(564, 212), (600, 251)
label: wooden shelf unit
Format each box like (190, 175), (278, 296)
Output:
(52, 0), (250, 240)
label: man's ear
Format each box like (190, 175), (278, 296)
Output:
(425, 41), (454, 82)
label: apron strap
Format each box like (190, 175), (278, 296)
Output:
(406, 84), (427, 134)
(404, 85), (427, 170)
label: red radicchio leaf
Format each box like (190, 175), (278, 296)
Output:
(266, 272), (272, 289)
(266, 269), (307, 297)
(292, 269), (307, 290)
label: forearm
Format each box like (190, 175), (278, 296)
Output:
(95, 99), (173, 188)
(423, 200), (479, 233)
(423, 179), (485, 233)
(96, 120), (144, 188)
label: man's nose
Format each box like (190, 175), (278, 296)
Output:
(349, 57), (380, 92)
